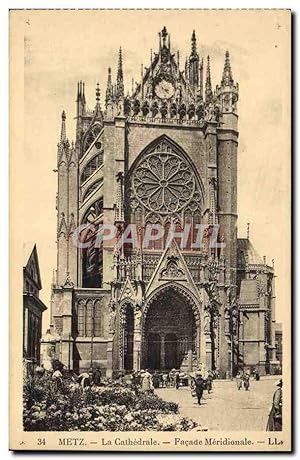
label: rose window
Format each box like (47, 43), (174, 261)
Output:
(131, 150), (196, 214)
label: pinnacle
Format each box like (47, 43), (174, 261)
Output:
(221, 50), (234, 86)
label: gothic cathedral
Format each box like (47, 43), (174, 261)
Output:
(51, 28), (279, 377)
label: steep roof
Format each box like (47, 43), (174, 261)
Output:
(237, 238), (263, 268)
(23, 243), (42, 290)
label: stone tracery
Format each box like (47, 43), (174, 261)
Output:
(128, 139), (203, 227)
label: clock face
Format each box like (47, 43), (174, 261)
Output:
(155, 80), (175, 99)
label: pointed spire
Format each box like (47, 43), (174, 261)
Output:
(116, 47), (124, 99)
(247, 222), (250, 240)
(96, 82), (100, 103)
(191, 30), (197, 57)
(94, 82), (102, 116)
(205, 56), (213, 104)
(60, 110), (66, 145)
(199, 57), (204, 100)
(221, 50), (234, 86)
(161, 26), (168, 48)
(106, 67), (113, 106)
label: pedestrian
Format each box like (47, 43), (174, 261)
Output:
(141, 369), (152, 392)
(243, 372), (250, 391)
(175, 371), (180, 390)
(152, 371), (160, 389)
(267, 379), (282, 431)
(206, 371), (213, 394)
(92, 367), (102, 386)
(236, 371), (243, 390)
(162, 373), (168, 388)
(194, 372), (205, 405)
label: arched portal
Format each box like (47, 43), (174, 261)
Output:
(142, 286), (199, 372)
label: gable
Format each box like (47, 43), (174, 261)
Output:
(23, 243), (42, 290)
(145, 239), (201, 303)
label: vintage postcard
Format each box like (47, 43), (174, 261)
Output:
(10, 9), (291, 451)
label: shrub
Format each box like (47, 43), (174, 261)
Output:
(23, 376), (198, 432)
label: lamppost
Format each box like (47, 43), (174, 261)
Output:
(225, 285), (239, 378)
(90, 310), (95, 370)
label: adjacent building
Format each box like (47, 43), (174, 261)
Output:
(23, 243), (47, 364)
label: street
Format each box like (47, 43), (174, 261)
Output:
(155, 376), (280, 431)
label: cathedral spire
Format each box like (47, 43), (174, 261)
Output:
(205, 56), (213, 104)
(221, 50), (234, 86)
(190, 30), (197, 58)
(116, 47), (124, 99)
(188, 30), (199, 93)
(106, 67), (113, 106)
(94, 82), (102, 117)
(60, 110), (66, 145)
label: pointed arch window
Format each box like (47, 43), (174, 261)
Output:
(76, 298), (105, 337)
(81, 199), (103, 288)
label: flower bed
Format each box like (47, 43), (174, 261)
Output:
(23, 375), (198, 431)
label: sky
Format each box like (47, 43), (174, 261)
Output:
(13, 9), (290, 328)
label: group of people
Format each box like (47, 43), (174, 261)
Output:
(235, 368), (282, 431)
(236, 370), (251, 391)
(34, 363), (103, 389)
(118, 369), (185, 392)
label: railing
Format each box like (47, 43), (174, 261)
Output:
(128, 115), (205, 128)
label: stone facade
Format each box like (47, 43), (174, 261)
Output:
(51, 27), (279, 377)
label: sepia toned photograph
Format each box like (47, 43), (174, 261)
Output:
(9, 9), (291, 451)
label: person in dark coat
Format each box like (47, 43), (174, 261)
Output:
(92, 367), (102, 386)
(175, 371), (180, 390)
(194, 373), (205, 405)
(267, 379), (282, 431)
(152, 371), (161, 389)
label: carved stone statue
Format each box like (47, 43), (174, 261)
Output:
(203, 309), (210, 333)
(109, 300), (117, 333)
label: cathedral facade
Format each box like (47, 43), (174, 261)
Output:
(51, 27), (279, 377)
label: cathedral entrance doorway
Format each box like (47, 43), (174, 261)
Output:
(142, 286), (199, 372)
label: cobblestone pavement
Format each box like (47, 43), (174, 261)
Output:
(156, 376), (280, 431)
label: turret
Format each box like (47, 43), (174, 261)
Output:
(216, 50), (239, 130)
(56, 111), (78, 286)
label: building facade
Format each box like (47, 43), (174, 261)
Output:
(51, 27), (279, 376)
(275, 322), (283, 369)
(23, 244), (47, 364)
